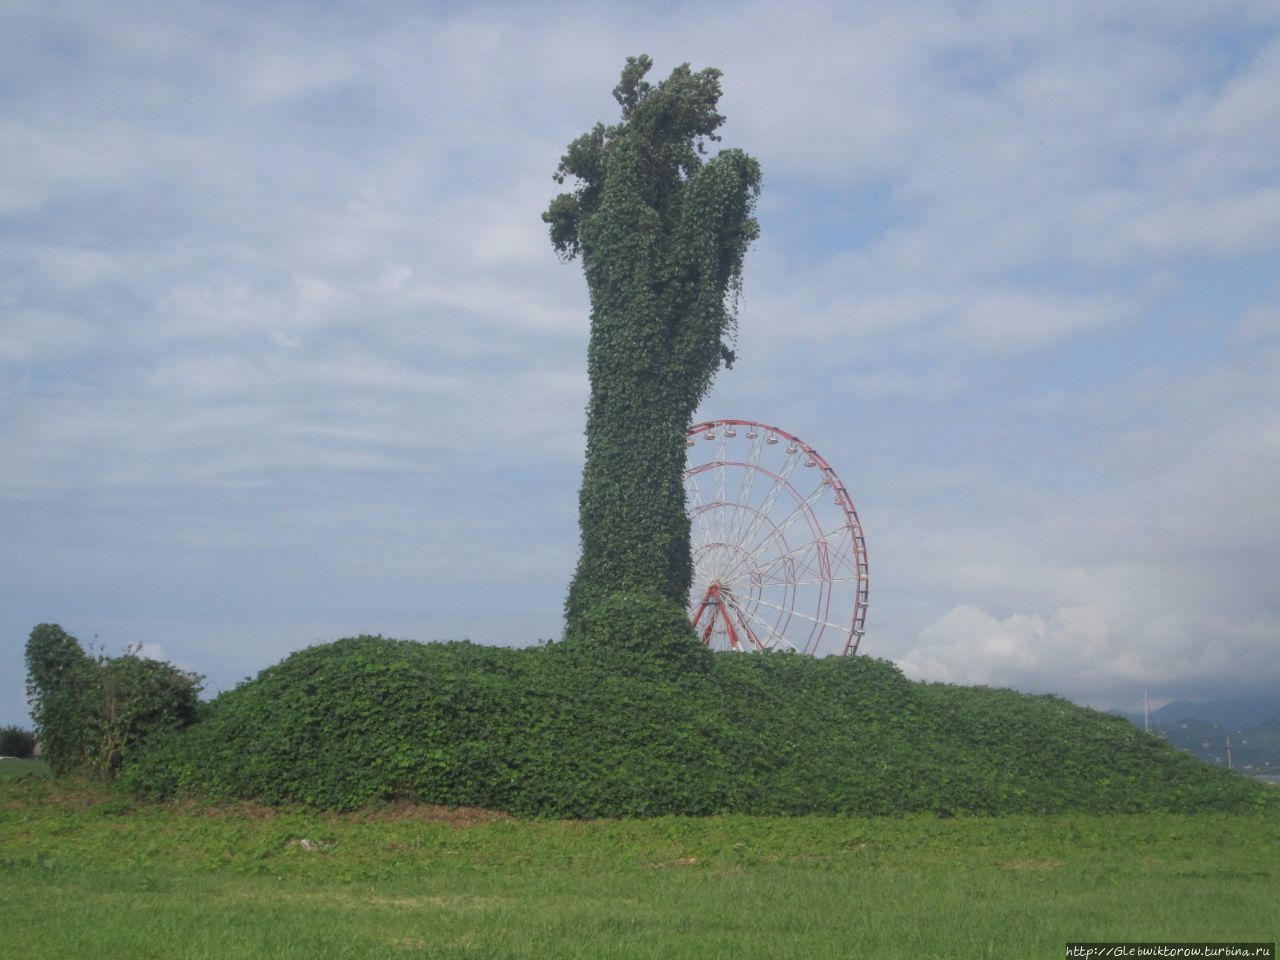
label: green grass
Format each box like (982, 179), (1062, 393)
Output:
(2, 778), (1277, 958)
(0, 758), (48, 779)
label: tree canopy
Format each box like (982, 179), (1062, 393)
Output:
(544, 55), (761, 649)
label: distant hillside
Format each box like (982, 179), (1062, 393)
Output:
(1151, 696), (1280, 729)
(1112, 696), (1280, 775)
(1158, 718), (1280, 775)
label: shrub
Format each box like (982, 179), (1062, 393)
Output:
(0, 726), (37, 759)
(25, 624), (97, 774)
(24, 624), (202, 778)
(93, 651), (202, 776)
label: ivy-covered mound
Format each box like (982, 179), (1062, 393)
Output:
(121, 630), (1271, 817)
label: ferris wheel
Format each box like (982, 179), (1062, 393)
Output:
(684, 419), (869, 656)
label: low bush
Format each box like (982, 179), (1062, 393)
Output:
(0, 726), (36, 759)
(119, 632), (1273, 817)
(25, 624), (202, 778)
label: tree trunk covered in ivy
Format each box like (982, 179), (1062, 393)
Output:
(544, 56), (760, 648)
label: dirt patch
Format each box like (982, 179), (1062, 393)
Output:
(366, 894), (511, 909)
(648, 856), (700, 869)
(3, 779), (509, 827)
(159, 796), (511, 826)
(264, 890), (512, 911)
(174, 798), (285, 821)
(342, 799), (512, 828)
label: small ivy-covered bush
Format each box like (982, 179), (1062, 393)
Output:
(120, 633), (1272, 817)
(25, 624), (203, 778)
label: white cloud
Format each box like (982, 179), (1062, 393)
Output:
(869, 342), (1280, 707)
(1235, 303), (1280, 340)
(901, 600), (1280, 706)
(1125, 186), (1280, 259)
(939, 290), (1135, 354)
(2, 0), (1279, 724)
(134, 643), (168, 663)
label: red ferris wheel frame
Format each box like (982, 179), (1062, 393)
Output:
(685, 418), (869, 656)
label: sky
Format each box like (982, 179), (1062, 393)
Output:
(3, 0), (1279, 726)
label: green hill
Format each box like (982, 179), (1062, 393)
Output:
(120, 635), (1272, 817)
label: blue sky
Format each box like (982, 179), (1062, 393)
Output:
(3, 0), (1279, 725)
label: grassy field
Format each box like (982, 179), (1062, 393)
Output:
(2, 775), (1276, 959)
(0, 758), (49, 779)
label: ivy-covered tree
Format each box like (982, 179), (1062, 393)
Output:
(25, 623), (96, 774)
(24, 623), (202, 777)
(545, 55), (761, 649)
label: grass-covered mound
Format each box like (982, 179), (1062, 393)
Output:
(120, 633), (1272, 817)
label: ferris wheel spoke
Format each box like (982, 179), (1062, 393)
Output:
(728, 527), (847, 585)
(685, 474), (716, 557)
(726, 596), (799, 653)
(754, 546), (827, 588)
(748, 576), (861, 588)
(720, 489), (797, 586)
(723, 431), (766, 552)
(737, 616), (793, 655)
(743, 608), (799, 652)
(730, 450), (801, 562)
(750, 596), (846, 633)
(713, 428), (728, 550)
(721, 480), (827, 584)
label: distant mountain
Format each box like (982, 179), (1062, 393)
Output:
(1160, 717), (1280, 775)
(1108, 696), (1280, 775)
(1150, 695), (1280, 730)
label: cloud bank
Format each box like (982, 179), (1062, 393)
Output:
(2, 0), (1278, 721)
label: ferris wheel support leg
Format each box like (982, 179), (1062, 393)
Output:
(714, 592), (744, 651)
(722, 590), (763, 652)
(700, 619), (717, 645)
(692, 590), (720, 645)
(692, 593), (714, 632)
